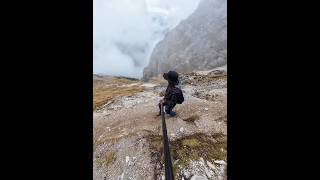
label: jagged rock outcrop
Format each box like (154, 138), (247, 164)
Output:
(143, 0), (227, 80)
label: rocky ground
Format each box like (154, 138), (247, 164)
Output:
(93, 67), (227, 180)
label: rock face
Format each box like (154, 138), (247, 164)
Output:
(143, 0), (227, 80)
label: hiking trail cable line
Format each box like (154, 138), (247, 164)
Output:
(161, 103), (174, 180)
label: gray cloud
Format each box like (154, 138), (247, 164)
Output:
(93, 0), (200, 78)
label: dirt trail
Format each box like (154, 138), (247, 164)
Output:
(93, 69), (227, 180)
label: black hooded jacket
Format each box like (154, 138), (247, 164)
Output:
(164, 83), (179, 105)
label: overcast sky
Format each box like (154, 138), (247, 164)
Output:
(93, 0), (200, 78)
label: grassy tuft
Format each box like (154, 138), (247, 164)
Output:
(182, 114), (200, 123)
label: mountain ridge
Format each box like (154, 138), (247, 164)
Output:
(143, 0), (227, 80)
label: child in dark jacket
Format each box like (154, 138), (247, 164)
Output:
(157, 71), (183, 117)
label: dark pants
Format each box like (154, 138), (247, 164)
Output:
(159, 101), (176, 114)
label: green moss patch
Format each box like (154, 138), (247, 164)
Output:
(97, 150), (116, 167)
(145, 132), (227, 180)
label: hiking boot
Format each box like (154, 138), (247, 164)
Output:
(169, 111), (176, 117)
